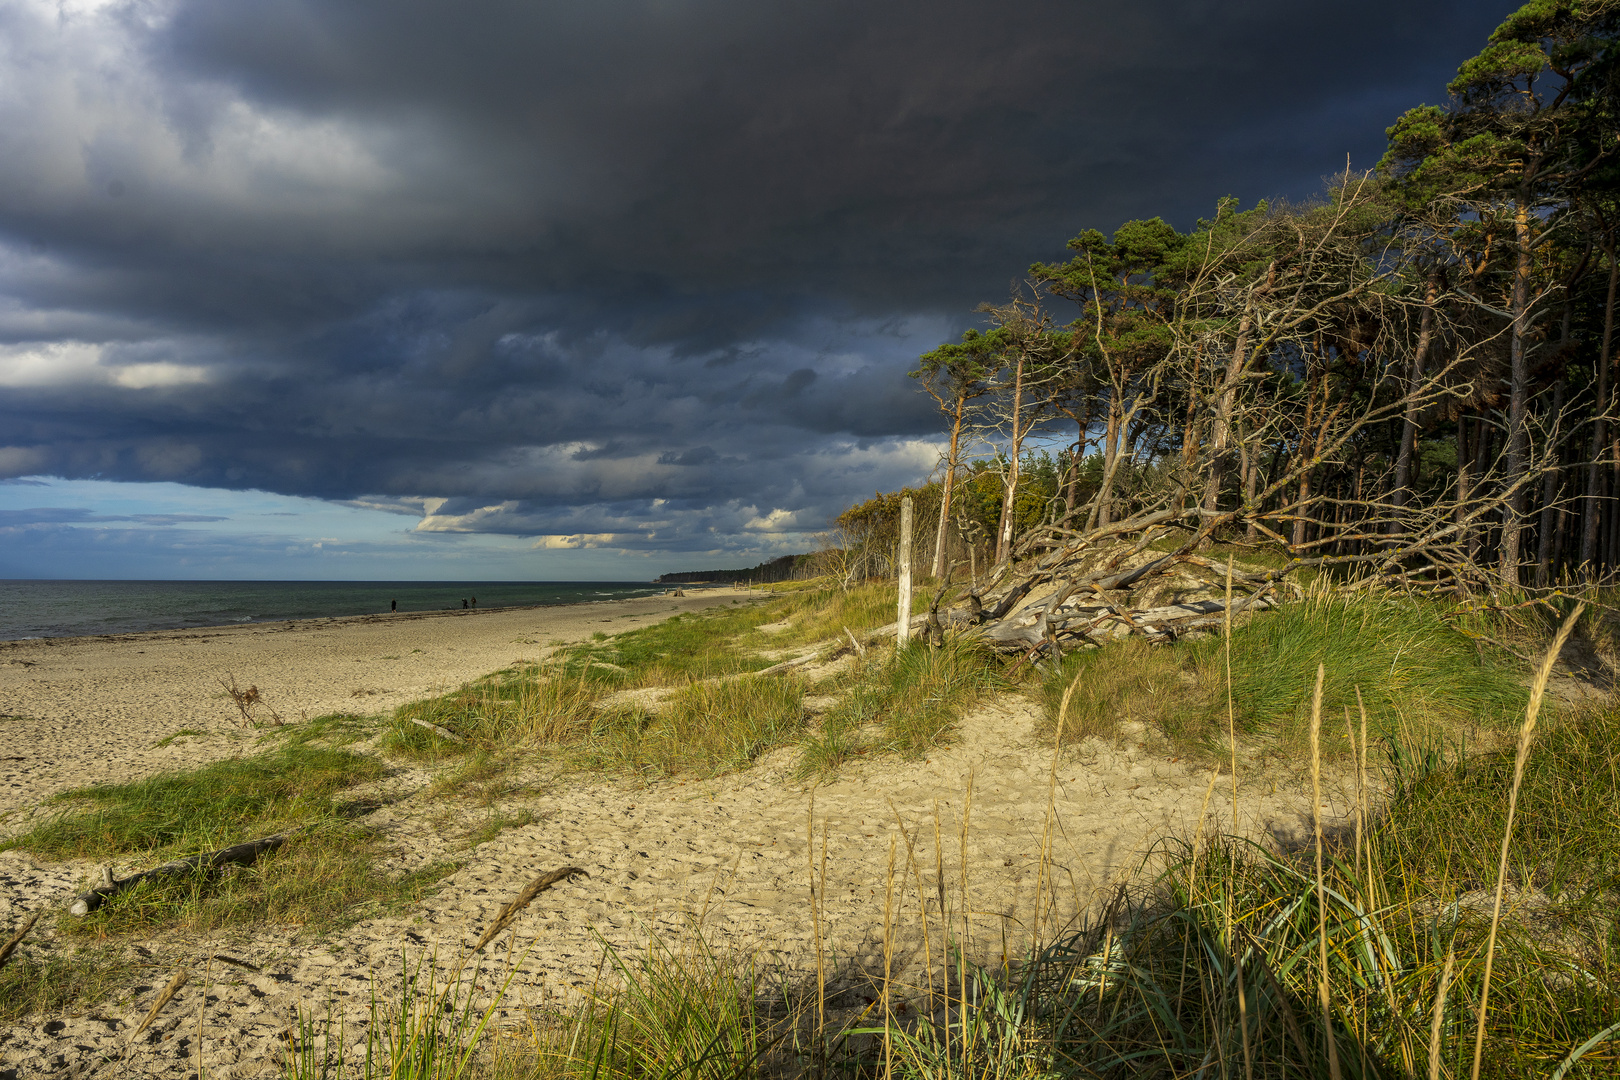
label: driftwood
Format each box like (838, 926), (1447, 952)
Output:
(0, 912), (37, 971)
(68, 833), (290, 916)
(408, 716), (466, 743)
(437, 865), (589, 1004)
(977, 594), (1276, 651)
(750, 652), (823, 676)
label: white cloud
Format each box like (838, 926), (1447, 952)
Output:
(0, 341), (104, 386)
(111, 362), (210, 389)
(533, 533), (619, 549)
(0, 340), (211, 388)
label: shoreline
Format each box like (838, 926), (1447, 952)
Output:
(0, 586), (759, 817)
(0, 581), (735, 646)
(0, 587), (724, 650)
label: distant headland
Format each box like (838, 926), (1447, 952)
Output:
(656, 553), (810, 585)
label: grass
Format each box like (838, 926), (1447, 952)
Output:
(2, 716), (456, 937)
(0, 942), (136, 1023)
(286, 931), (770, 1080)
(258, 586), (1614, 1080)
(579, 676), (810, 779)
(1042, 590), (1528, 758)
(153, 727), (208, 748)
(1037, 636), (1186, 743)
(799, 636), (1005, 778)
(278, 697), (1620, 1080)
(387, 582), (954, 780)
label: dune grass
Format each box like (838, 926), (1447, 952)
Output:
(386, 582), (952, 780)
(799, 636), (1005, 778)
(2, 716), (455, 937)
(267, 585), (1615, 1079)
(1041, 590), (1528, 758)
(283, 692), (1620, 1080)
(0, 942), (135, 1024)
(579, 676), (810, 779)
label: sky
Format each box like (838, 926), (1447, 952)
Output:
(0, 0), (1513, 580)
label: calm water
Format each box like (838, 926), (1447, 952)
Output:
(0, 580), (669, 640)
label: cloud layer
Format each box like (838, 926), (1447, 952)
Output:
(0, 0), (1506, 566)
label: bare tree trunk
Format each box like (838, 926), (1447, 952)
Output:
(1470, 415), (1494, 564)
(931, 402), (967, 580)
(1554, 501), (1570, 579)
(1535, 378), (1566, 587)
(1499, 198), (1534, 588)
(1581, 241), (1617, 575)
(1089, 399), (1122, 530)
(1241, 436), (1259, 543)
(1392, 269), (1440, 532)
(897, 497), (914, 644)
(994, 352), (1026, 565)
(1456, 408), (1472, 553)
(1202, 309), (1256, 524)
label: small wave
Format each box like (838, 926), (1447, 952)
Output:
(231, 616), (253, 623)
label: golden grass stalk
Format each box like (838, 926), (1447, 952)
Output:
(1310, 662), (1341, 1080)
(1428, 947), (1456, 1080)
(135, 967), (189, 1036)
(472, 865), (588, 955)
(1469, 600), (1584, 1080)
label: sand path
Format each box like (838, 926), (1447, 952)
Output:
(0, 597), (1352, 1079)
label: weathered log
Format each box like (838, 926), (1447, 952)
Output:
(751, 652), (823, 676)
(68, 833), (290, 916)
(977, 595), (1275, 651)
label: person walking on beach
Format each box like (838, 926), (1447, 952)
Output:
(471, 596), (477, 608)
(391, 599), (396, 612)
(461, 599), (468, 609)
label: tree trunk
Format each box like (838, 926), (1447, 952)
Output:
(1089, 398), (1128, 531)
(1581, 240), (1617, 575)
(1241, 437), (1259, 543)
(1498, 197), (1534, 588)
(1470, 415), (1494, 565)
(1202, 309), (1255, 523)
(994, 352), (1026, 565)
(1535, 378), (1566, 587)
(931, 400), (967, 579)
(1456, 408), (1472, 555)
(1392, 269), (1440, 532)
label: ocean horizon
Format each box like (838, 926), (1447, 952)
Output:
(0, 579), (672, 641)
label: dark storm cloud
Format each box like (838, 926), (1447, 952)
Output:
(0, 0), (1508, 555)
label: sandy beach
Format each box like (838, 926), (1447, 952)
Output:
(0, 589), (757, 818)
(0, 591), (1351, 1079)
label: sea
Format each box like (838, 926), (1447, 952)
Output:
(0, 580), (671, 641)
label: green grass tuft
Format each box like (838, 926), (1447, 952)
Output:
(580, 676), (808, 778)
(0, 943), (134, 1023)
(799, 635), (1003, 778)
(1043, 591), (1528, 758)
(3, 726), (456, 937)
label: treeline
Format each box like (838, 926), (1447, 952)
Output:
(870, 3), (1620, 594)
(656, 554), (816, 585)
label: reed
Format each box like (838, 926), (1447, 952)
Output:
(1469, 601), (1584, 1080)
